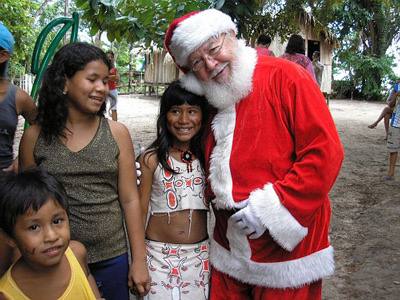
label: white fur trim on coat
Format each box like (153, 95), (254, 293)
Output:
(208, 106), (248, 210)
(170, 9), (237, 67)
(210, 239), (334, 288)
(248, 184), (308, 251)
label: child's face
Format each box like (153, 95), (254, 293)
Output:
(167, 103), (202, 147)
(107, 53), (114, 64)
(64, 59), (109, 115)
(11, 198), (70, 269)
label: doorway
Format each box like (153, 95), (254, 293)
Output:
(307, 40), (320, 60)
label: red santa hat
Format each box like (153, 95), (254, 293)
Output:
(164, 9), (237, 73)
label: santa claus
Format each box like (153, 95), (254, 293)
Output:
(164, 9), (344, 299)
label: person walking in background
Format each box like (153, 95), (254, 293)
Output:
(281, 34), (317, 81)
(312, 51), (324, 87)
(106, 50), (119, 121)
(368, 80), (400, 140)
(138, 80), (211, 299)
(255, 34), (275, 57)
(0, 22), (36, 173)
(0, 168), (102, 299)
(17, 42), (150, 299)
(385, 81), (400, 180)
(164, 9), (343, 299)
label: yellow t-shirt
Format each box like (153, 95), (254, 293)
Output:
(0, 247), (96, 300)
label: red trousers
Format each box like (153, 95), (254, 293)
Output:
(210, 268), (322, 300)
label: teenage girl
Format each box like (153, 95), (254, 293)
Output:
(18, 42), (150, 299)
(138, 80), (211, 299)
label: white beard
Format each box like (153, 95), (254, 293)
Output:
(181, 40), (257, 111)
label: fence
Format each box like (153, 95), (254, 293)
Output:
(116, 49), (178, 97)
(13, 74), (34, 94)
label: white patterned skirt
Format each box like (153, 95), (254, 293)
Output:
(144, 238), (210, 300)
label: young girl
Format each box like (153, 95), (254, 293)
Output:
(18, 42), (150, 299)
(138, 81), (210, 299)
(0, 168), (101, 300)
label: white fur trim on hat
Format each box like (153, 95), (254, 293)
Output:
(169, 9), (237, 68)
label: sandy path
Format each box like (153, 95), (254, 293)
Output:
(323, 100), (400, 299)
(119, 96), (400, 299)
(15, 96), (400, 299)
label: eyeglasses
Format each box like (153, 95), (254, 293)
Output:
(190, 34), (226, 72)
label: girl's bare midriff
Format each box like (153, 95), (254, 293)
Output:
(146, 209), (208, 244)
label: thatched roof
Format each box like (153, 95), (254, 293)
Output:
(298, 11), (339, 47)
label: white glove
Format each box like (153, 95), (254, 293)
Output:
(135, 161), (142, 185)
(230, 205), (266, 239)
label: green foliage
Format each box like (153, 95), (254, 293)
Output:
(0, 0), (39, 77)
(5, 0), (397, 101)
(0, 0), (80, 79)
(323, 0), (400, 100)
(210, 0), (302, 43)
(333, 52), (396, 100)
(75, 0), (212, 47)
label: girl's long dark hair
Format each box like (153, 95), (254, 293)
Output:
(144, 80), (210, 173)
(36, 42), (111, 144)
(285, 34), (305, 55)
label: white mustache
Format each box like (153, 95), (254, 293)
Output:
(211, 62), (229, 79)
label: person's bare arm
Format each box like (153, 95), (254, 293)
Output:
(18, 124), (41, 170)
(138, 152), (157, 225)
(387, 90), (399, 108)
(69, 240), (102, 299)
(109, 121), (150, 296)
(15, 89), (37, 124)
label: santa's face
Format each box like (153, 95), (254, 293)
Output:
(188, 32), (236, 84)
(180, 38), (256, 111)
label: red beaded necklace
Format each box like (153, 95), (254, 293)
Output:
(173, 147), (194, 173)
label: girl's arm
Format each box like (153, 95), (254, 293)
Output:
(109, 121), (150, 297)
(15, 89), (37, 125)
(18, 125), (41, 170)
(69, 241), (102, 299)
(138, 152), (157, 225)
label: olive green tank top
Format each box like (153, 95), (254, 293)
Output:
(34, 117), (127, 263)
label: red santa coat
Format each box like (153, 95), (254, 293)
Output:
(204, 55), (344, 288)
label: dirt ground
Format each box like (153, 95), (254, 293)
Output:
(15, 96), (400, 299)
(322, 99), (400, 300)
(117, 96), (400, 300)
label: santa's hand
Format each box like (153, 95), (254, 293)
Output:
(231, 205), (266, 239)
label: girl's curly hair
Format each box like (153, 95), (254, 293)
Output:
(36, 42), (111, 144)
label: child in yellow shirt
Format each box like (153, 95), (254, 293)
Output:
(0, 168), (102, 299)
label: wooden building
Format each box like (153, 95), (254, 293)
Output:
(269, 13), (337, 94)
